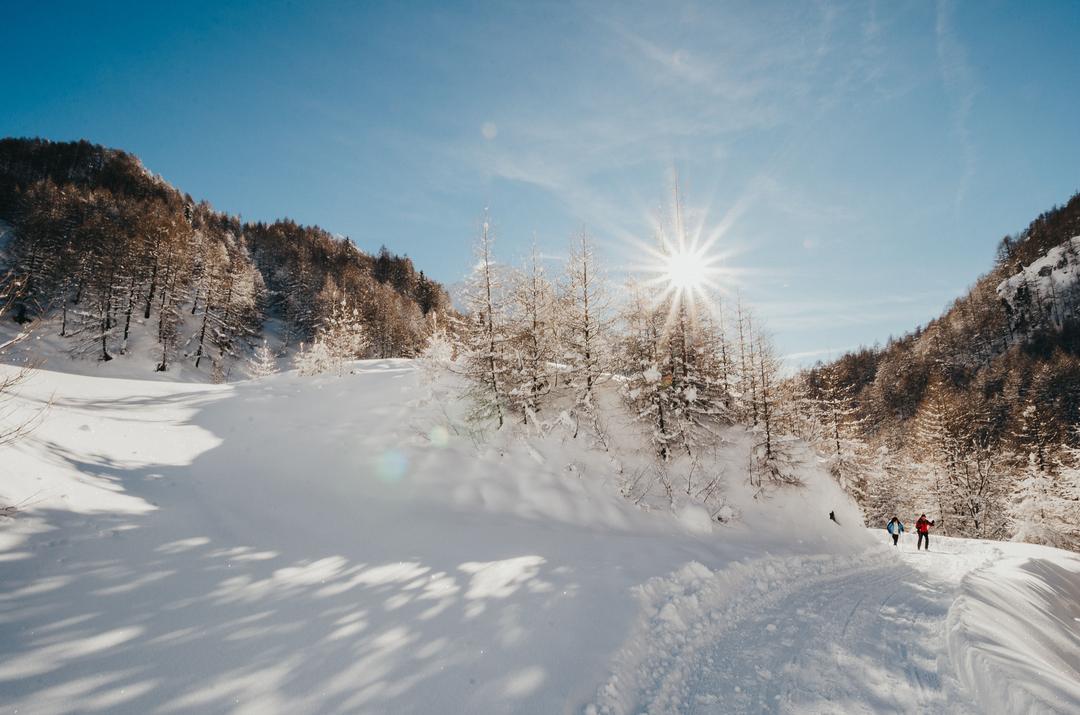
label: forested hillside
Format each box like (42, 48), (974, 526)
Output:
(797, 193), (1080, 549)
(0, 137), (449, 375)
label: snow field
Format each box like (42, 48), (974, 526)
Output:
(1, 360), (1078, 714)
(1, 360), (824, 714)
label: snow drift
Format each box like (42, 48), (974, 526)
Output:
(947, 543), (1080, 714)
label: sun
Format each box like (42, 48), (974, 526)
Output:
(664, 248), (709, 291)
(623, 180), (744, 331)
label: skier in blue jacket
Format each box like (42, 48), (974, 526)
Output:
(886, 516), (905, 546)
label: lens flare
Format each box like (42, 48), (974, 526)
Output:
(375, 449), (408, 483)
(428, 425), (449, 447)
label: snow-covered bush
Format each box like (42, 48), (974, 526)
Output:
(294, 340), (335, 376)
(293, 298), (368, 377)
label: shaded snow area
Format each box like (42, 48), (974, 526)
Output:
(1, 362), (1078, 714)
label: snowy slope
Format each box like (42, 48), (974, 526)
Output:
(1, 362), (1078, 714)
(997, 235), (1080, 326)
(0, 310), (286, 384)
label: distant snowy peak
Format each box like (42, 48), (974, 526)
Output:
(997, 235), (1080, 331)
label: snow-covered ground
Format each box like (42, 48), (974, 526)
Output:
(1, 361), (1078, 714)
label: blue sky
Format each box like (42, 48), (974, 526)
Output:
(5, 1), (1080, 364)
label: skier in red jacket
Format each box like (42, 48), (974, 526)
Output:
(915, 514), (935, 551)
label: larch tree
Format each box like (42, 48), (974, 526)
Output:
(459, 214), (510, 427)
(419, 312), (455, 375)
(620, 280), (681, 459)
(675, 306), (731, 452)
(817, 368), (870, 499)
(294, 339), (334, 377)
(749, 328), (795, 487)
(561, 231), (612, 442)
(0, 270), (44, 449)
(915, 382), (1004, 537)
(320, 296), (369, 372)
(506, 246), (557, 425)
(732, 295), (758, 425)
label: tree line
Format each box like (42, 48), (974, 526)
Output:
(0, 138), (450, 377)
(447, 195), (1080, 549)
(446, 209), (794, 504)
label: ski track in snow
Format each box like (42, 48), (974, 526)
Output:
(678, 556), (962, 714)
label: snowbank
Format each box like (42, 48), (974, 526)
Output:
(589, 552), (885, 715)
(947, 544), (1080, 714)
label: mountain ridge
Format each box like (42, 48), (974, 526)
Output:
(801, 191), (1080, 548)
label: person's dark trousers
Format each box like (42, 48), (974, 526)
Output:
(918, 533), (929, 550)
(892, 534), (899, 546)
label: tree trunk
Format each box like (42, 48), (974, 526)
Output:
(144, 259), (158, 319)
(121, 273), (138, 351)
(194, 291), (213, 369)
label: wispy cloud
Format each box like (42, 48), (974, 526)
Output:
(935, 0), (978, 208)
(437, 4), (846, 245)
(782, 345), (859, 369)
(754, 289), (955, 334)
(418, 1), (932, 346)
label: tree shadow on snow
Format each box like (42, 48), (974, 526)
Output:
(0, 377), (606, 714)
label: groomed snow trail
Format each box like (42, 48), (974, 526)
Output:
(678, 553), (967, 714)
(591, 536), (1080, 714)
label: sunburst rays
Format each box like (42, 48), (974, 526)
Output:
(624, 179), (744, 339)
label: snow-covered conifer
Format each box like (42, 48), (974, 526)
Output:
(675, 306), (731, 449)
(1008, 422), (1080, 548)
(420, 314), (455, 368)
(561, 232), (612, 440)
(817, 368), (869, 498)
(248, 340), (278, 379)
(458, 214), (511, 427)
(320, 297), (369, 368)
(749, 328), (796, 486)
(620, 280), (681, 459)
